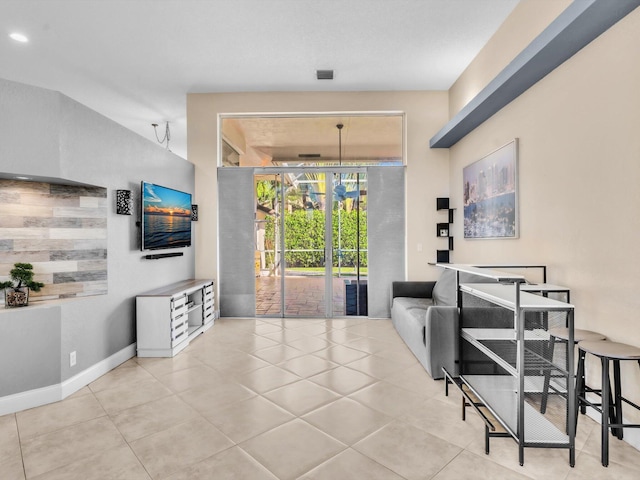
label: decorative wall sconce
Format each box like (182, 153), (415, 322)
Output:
(116, 190), (133, 215)
(191, 204), (198, 222)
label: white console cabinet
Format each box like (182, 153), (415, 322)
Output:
(136, 279), (216, 357)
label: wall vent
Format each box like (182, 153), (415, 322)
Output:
(316, 70), (334, 80)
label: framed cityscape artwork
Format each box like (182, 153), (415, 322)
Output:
(463, 139), (518, 239)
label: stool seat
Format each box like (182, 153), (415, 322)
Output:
(579, 340), (640, 360)
(548, 328), (605, 343)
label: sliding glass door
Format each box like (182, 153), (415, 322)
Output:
(255, 168), (367, 317)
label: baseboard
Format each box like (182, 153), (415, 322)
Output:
(0, 343), (136, 416)
(0, 384), (63, 417)
(60, 343), (137, 397)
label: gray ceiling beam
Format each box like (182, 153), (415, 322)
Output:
(429, 0), (640, 149)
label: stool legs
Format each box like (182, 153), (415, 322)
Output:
(601, 356), (610, 467)
(575, 349), (617, 467)
(540, 335), (556, 414)
(575, 348), (586, 432)
(599, 356), (619, 467)
(579, 349), (587, 414)
(613, 360), (623, 440)
(576, 342), (640, 468)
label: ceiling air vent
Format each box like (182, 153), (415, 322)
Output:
(316, 70), (334, 80)
(299, 154), (321, 158)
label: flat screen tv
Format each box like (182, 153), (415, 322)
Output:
(141, 181), (192, 250)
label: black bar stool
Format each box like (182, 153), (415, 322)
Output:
(541, 328), (605, 414)
(577, 340), (640, 467)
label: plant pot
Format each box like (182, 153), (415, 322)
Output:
(4, 287), (29, 308)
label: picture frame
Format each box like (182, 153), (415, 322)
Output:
(463, 139), (518, 239)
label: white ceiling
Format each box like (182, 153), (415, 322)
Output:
(0, 0), (519, 160)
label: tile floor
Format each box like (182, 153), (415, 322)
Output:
(2, 318), (640, 479)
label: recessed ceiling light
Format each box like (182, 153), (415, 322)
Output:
(15, 176), (31, 180)
(9, 32), (29, 43)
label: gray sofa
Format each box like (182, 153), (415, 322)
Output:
(392, 268), (506, 379)
(391, 268), (459, 379)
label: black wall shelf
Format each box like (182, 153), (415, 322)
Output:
(436, 197), (454, 263)
(436, 250), (450, 264)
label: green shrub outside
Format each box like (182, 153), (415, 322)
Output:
(264, 209), (367, 268)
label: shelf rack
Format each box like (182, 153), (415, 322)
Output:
(439, 264), (576, 466)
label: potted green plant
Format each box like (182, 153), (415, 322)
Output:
(0, 263), (44, 308)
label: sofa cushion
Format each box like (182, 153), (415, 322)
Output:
(392, 297), (433, 311)
(432, 268), (500, 306)
(393, 298), (431, 328)
(432, 269), (457, 306)
(392, 281), (435, 299)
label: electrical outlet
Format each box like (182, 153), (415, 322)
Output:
(70, 351), (77, 367)
(417, 243), (423, 252)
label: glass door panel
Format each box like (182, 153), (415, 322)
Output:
(283, 172), (327, 317)
(255, 171), (328, 317)
(332, 172), (367, 316)
(255, 169), (366, 317)
(255, 174), (282, 316)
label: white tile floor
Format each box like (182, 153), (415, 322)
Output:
(2, 318), (640, 479)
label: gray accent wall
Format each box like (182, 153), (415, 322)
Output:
(217, 168), (255, 317)
(0, 306), (61, 396)
(0, 77), (195, 397)
(367, 166), (406, 318)
(0, 80), (62, 178)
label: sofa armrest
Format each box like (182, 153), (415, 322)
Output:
(392, 281), (436, 299)
(424, 305), (459, 379)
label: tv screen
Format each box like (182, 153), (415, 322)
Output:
(141, 181), (192, 250)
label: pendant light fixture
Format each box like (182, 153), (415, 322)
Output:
(336, 123), (343, 166)
(335, 123), (346, 199)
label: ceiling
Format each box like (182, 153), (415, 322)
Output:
(0, 0), (520, 160)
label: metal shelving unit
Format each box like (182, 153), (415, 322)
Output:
(440, 264), (576, 466)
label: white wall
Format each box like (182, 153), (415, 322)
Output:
(187, 91), (450, 283)
(447, 4), (640, 423)
(448, 0), (571, 118)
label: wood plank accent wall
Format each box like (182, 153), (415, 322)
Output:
(0, 179), (107, 302)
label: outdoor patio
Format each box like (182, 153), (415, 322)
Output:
(256, 275), (367, 317)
